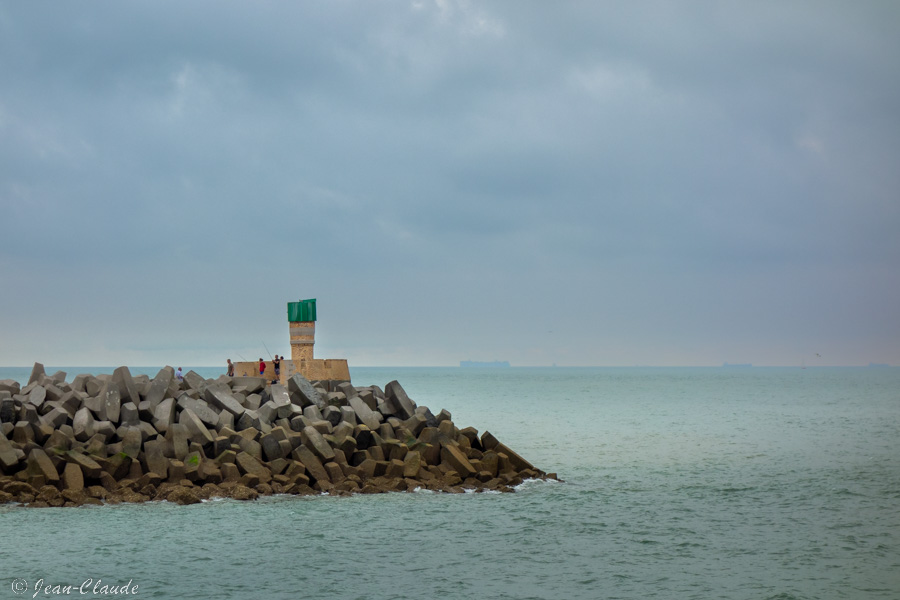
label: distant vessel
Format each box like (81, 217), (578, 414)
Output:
(460, 360), (511, 368)
(722, 363), (752, 368)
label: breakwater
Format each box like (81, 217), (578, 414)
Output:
(0, 363), (554, 506)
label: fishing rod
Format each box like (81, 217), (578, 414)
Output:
(262, 341), (273, 361)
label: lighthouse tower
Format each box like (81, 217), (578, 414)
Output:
(231, 298), (349, 383)
(287, 298), (317, 364)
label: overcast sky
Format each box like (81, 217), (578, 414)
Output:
(1, 1), (898, 367)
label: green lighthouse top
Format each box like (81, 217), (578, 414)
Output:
(287, 299), (317, 322)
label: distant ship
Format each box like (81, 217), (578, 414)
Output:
(460, 360), (511, 368)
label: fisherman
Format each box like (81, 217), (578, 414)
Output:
(226, 359), (234, 377)
(272, 355), (281, 383)
(259, 358), (265, 377)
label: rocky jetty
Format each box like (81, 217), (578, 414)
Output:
(0, 363), (555, 507)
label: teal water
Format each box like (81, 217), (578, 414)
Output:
(1, 366), (899, 599)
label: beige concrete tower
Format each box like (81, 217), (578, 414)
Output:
(233, 299), (349, 382)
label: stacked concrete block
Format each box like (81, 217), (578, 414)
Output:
(0, 362), (556, 507)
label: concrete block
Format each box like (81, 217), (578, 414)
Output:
(0, 433), (20, 471)
(84, 376), (103, 398)
(441, 445), (477, 479)
(65, 451), (103, 479)
(167, 460), (186, 482)
(55, 392), (79, 416)
(268, 383), (291, 408)
(340, 406), (357, 425)
(235, 451), (271, 483)
(145, 367), (175, 407)
(236, 410), (261, 431)
(480, 431), (499, 451)
(493, 441), (535, 472)
(355, 389), (376, 411)
(402, 450), (422, 477)
(235, 436), (262, 461)
(0, 397), (17, 423)
(27, 448), (59, 483)
(231, 377), (266, 395)
(27, 385), (47, 409)
(257, 402), (277, 425)
(292, 445), (330, 485)
(142, 439), (169, 477)
(260, 433), (286, 462)
(198, 460), (222, 484)
(458, 426), (481, 448)
(322, 406), (343, 427)
(121, 427), (142, 459)
(289, 415), (310, 432)
(244, 394), (262, 411)
(438, 419), (457, 439)
(385, 380), (416, 420)
(62, 462), (84, 491)
(325, 391), (345, 407)
(42, 406), (70, 429)
(93, 420), (116, 442)
(183, 370), (207, 392)
(348, 396), (381, 431)
(287, 374), (324, 408)
(324, 461), (344, 483)
(137, 400), (154, 421)
(177, 394), (219, 426)
(435, 408), (452, 426)
(28, 362), (46, 386)
(120, 402), (140, 427)
(311, 419), (332, 435)
(221, 463), (240, 482)
(152, 398), (176, 433)
(0, 379), (21, 395)
(165, 423), (190, 460)
(216, 410), (235, 432)
(204, 384), (246, 418)
(72, 407), (96, 442)
(415, 406), (438, 428)
(112, 366), (141, 406)
(211, 436), (231, 458)
(301, 426), (335, 462)
(99, 380), (121, 424)
(401, 414), (428, 438)
(183, 451), (201, 481)
(43, 384), (65, 403)
(22, 403), (40, 426)
(179, 409), (215, 445)
(302, 405), (323, 421)
(331, 421), (354, 440)
(378, 423), (396, 441)
(336, 382), (357, 399)
(69, 374), (87, 394)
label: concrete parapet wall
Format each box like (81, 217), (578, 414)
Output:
(295, 359), (350, 382)
(233, 359), (349, 383)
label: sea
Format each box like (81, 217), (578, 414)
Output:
(1, 366), (898, 600)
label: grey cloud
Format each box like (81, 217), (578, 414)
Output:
(1, 1), (897, 366)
